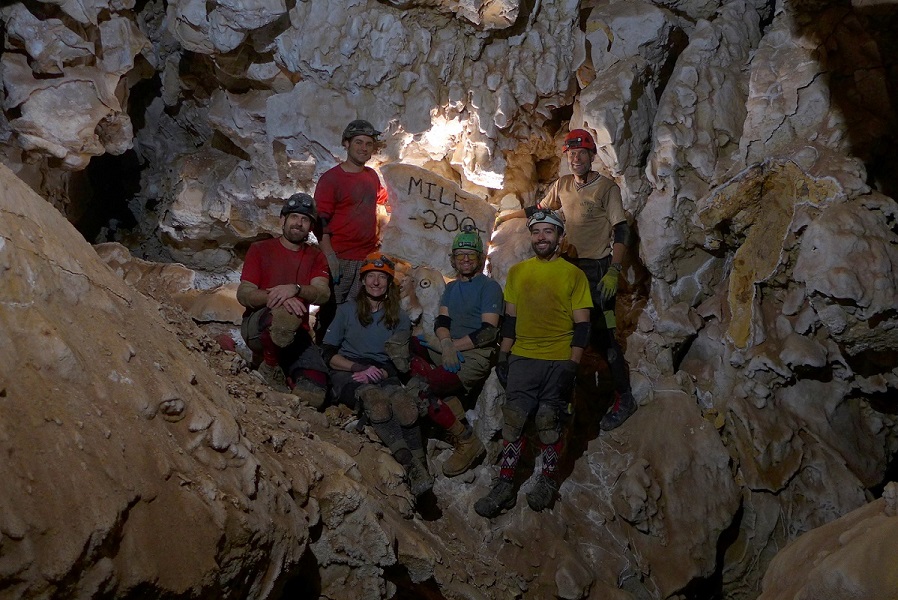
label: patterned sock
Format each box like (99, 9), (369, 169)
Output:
(539, 439), (564, 478)
(499, 438), (525, 480)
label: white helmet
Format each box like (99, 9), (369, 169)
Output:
(526, 209), (564, 234)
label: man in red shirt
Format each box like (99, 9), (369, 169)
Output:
(238, 193), (331, 407)
(313, 119), (388, 342)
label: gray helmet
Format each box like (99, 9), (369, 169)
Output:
(342, 119), (381, 142)
(281, 193), (317, 221)
(526, 209), (564, 234)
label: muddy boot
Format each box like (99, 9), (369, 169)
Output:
(443, 424), (485, 477)
(406, 458), (434, 497)
(600, 391), (637, 431)
(474, 478), (516, 518)
(442, 397), (485, 477)
(291, 379), (327, 410)
(269, 306), (302, 348)
(526, 473), (558, 512)
(254, 362), (288, 392)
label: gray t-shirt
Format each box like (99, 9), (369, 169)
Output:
(323, 300), (410, 365)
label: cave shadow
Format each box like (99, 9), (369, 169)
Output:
(787, 0), (898, 498)
(788, 1), (898, 198)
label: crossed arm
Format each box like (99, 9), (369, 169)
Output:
(236, 275), (331, 316)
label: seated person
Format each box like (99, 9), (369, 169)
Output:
(410, 226), (502, 477)
(237, 193), (330, 407)
(321, 253), (433, 497)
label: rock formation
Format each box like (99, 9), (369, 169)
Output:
(1, 0), (897, 598)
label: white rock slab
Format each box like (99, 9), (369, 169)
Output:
(380, 163), (495, 277)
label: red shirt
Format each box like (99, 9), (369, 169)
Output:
(314, 164), (387, 260)
(240, 237), (330, 328)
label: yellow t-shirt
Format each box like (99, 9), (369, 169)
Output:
(540, 174), (627, 260)
(504, 257), (593, 361)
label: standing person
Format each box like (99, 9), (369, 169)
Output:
(322, 253), (433, 497)
(314, 119), (388, 343)
(474, 210), (592, 518)
(410, 225), (502, 477)
(237, 193), (331, 408)
(494, 128), (637, 431)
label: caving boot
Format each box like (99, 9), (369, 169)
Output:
(443, 427), (485, 477)
(255, 362), (288, 392)
(291, 379), (327, 410)
(406, 458), (434, 497)
(526, 473), (558, 512)
(600, 391), (637, 431)
(474, 478), (516, 518)
(441, 397), (485, 477)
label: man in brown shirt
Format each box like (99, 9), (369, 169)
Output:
(495, 129), (637, 430)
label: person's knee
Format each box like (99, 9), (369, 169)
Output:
(535, 403), (561, 444)
(390, 389), (419, 427)
(501, 403), (529, 442)
(358, 386), (392, 423)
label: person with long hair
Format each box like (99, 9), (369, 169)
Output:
(321, 252), (433, 497)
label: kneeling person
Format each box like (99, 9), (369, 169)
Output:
(237, 193), (331, 407)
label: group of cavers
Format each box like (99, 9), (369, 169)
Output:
(237, 119), (638, 518)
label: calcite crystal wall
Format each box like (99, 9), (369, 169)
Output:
(2, 0), (897, 598)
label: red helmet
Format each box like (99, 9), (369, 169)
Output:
(563, 129), (597, 153)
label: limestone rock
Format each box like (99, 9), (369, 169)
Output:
(793, 193), (898, 355)
(758, 489), (898, 600)
(0, 163), (308, 597)
(380, 163), (496, 277)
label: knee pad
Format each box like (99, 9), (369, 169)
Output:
(535, 403), (561, 445)
(269, 306), (302, 348)
(358, 386), (392, 424)
(501, 403), (529, 442)
(390, 388), (419, 427)
(241, 310), (267, 354)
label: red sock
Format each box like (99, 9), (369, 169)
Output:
(259, 330), (279, 366)
(298, 368), (327, 387)
(427, 399), (458, 430)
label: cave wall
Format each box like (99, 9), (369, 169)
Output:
(2, 0), (898, 598)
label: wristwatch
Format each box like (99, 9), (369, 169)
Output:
(294, 284), (302, 296)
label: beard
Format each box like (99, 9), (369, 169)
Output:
(532, 240), (558, 259)
(454, 261), (482, 278)
(283, 226), (309, 244)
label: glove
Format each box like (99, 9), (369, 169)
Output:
(416, 334), (434, 351)
(495, 352), (509, 389)
(599, 263), (621, 304)
(352, 365), (384, 384)
(440, 338), (463, 373)
(325, 252), (341, 284)
(558, 360), (578, 397)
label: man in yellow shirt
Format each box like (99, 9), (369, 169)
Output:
(474, 210), (592, 518)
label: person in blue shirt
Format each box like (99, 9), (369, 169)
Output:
(410, 226), (503, 477)
(322, 252), (432, 497)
